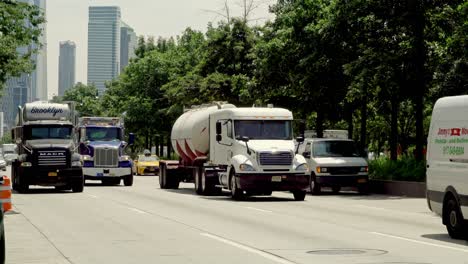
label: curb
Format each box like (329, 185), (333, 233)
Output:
(369, 180), (426, 198)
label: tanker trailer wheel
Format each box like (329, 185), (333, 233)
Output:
(200, 168), (221, 196)
(230, 170), (244, 201)
(165, 167), (179, 189)
(159, 164), (167, 189)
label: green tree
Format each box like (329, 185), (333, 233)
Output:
(0, 0), (44, 87)
(62, 83), (101, 116)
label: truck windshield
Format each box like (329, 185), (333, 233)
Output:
(234, 120), (292, 140)
(313, 140), (361, 157)
(85, 127), (122, 141)
(28, 126), (72, 140)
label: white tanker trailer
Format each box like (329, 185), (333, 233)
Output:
(159, 102), (310, 201)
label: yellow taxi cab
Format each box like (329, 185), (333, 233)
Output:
(134, 153), (160, 175)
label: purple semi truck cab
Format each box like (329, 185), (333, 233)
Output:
(78, 117), (134, 186)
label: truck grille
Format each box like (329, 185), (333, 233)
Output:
(259, 151), (293, 166)
(328, 167), (361, 175)
(94, 148), (118, 167)
(37, 150), (67, 166)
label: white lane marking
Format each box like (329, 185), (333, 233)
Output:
(354, 205), (385, 210)
(129, 207), (148, 214)
(87, 194), (98, 198)
(244, 206), (273, 213)
(200, 233), (296, 264)
(371, 232), (468, 253)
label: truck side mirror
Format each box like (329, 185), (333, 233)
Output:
(128, 133), (135, 145)
(303, 151), (311, 159)
(299, 121), (306, 137)
(240, 136), (250, 143)
(296, 136), (304, 143)
(216, 121), (222, 135)
(216, 121), (222, 142)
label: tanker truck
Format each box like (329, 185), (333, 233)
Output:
(11, 101), (84, 193)
(159, 103), (309, 201)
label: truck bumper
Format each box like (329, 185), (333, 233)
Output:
(315, 175), (368, 187)
(236, 173), (309, 192)
(21, 167), (83, 187)
(84, 167), (132, 179)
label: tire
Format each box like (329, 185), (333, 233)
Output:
(124, 174), (133, 186)
(194, 168), (203, 195)
(358, 183), (369, 195)
(159, 164), (167, 189)
(11, 164), (18, 191)
(293, 190), (306, 201)
(72, 177), (84, 193)
(17, 170), (29, 194)
(444, 196), (467, 239)
(310, 175), (321, 195)
(230, 171), (244, 201)
(332, 186), (341, 194)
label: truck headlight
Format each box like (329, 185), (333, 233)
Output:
(296, 163), (309, 172)
(21, 162), (32, 167)
(360, 166), (368, 172)
(81, 155), (93, 161)
(316, 167), (328, 173)
(119, 155), (130, 161)
(72, 161), (82, 167)
(239, 163), (256, 171)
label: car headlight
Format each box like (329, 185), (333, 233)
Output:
(360, 166), (368, 172)
(120, 155), (130, 161)
(21, 162), (32, 167)
(239, 163), (256, 171)
(72, 161), (82, 167)
(316, 167), (328, 173)
(296, 163), (309, 172)
(81, 155), (93, 161)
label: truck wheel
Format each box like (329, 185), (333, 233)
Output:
(332, 186), (341, 194)
(310, 175), (321, 195)
(167, 176), (180, 189)
(159, 164), (167, 189)
(444, 195), (467, 239)
(194, 168), (203, 195)
(72, 177), (84, 193)
(17, 172), (29, 193)
(11, 164), (18, 191)
(124, 174), (133, 186)
(358, 183), (369, 195)
(230, 172), (244, 201)
(293, 190), (306, 201)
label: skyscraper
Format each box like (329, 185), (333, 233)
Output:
(32, 0), (48, 101)
(58, 41), (76, 96)
(120, 22), (137, 72)
(0, 0), (47, 129)
(87, 6), (121, 94)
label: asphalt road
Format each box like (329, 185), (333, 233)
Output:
(4, 166), (468, 264)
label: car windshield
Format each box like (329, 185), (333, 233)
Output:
(85, 127), (122, 141)
(234, 120), (292, 140)
(313, 140), (361, 157)
(27, 126), (72, 140)
(138, 155), (159, 162)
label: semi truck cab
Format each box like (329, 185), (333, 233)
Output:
(78, 117), (134, 186)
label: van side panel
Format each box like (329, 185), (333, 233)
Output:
(427, 116), (468, 217)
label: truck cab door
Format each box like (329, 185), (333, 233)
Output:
(213, 119), (233, 165)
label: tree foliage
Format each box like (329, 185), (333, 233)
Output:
(0, 0), (44, 87)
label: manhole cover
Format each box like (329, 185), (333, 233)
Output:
(307, 249), (388, 256)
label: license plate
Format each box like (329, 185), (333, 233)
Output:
(97, 173), (103, 177)
(272, 176), (282, 182)
(48, 172), (57, 177)
(358, 178), (367, 183)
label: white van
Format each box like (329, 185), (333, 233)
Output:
(427, 95), (468, 239)
(299, 138), (369, 194)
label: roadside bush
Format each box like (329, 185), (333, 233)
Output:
(368, 156), (426, 182)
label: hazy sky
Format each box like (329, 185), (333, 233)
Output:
(46, 0), (275, 98)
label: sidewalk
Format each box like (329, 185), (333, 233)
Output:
(4, 207), (70, 264)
